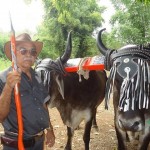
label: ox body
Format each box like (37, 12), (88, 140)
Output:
(35, 32), (107, 150)
(97, 28), (150, 150)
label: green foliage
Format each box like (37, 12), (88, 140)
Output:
(136, 0), (150, 4)
(0, 32), (9, 58)
(108, 0), (150, 47)
(0, 58), (11, 71)
(0, 32), (10, 71)
(36, 0), (105, 59)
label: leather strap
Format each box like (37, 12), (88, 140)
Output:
(1, 133), (44, 148)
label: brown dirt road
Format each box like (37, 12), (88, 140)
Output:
(48, 101), (117, 150)
(2, 99), (142, 150)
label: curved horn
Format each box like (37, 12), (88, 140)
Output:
(97, 28), (108, 55)
(61, 31), (72, 64)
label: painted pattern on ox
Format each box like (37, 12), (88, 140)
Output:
(35, 32), (107, 150)
(97, 28), (150, 150)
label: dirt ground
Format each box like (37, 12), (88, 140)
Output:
(0, 100), (117, 150)
(0, 100), (142, 150)
(48, 101), (117, 150)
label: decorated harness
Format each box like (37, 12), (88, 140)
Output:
(105, 45), (150, 111)
(35, 58), (66, 91)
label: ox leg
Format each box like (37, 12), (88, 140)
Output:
(92, 108), (99, 131)
(65, 126), (74, 150)
(138, 134), (150, 150)
(115, 125), (127, 150)
(83, 118), (93, 150)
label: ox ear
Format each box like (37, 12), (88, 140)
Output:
(56, 75), (65, 99)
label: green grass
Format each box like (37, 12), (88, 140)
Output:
(0, 58), (11, 71)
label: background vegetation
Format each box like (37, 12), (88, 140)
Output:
(1, 0), (150, 70)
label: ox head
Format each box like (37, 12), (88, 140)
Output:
(97, 29), (150, 133)
(35, 32), (72, 106)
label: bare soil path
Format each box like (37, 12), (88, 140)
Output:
(48, 101), (117, 150)
(0, 101), (118, 150)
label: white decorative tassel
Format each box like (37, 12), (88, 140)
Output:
(77, 57), (89, 82)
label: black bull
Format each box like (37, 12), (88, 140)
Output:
(97, 28), (150, 150)
(35, 32), (107, 150)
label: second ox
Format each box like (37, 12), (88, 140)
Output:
(97, 28), (150, 150)
(35, 32), (107, 150)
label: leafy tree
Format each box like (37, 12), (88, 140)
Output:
(34, 0), (105, 59)
(0, 32), (9, 58)
(107, 0), (150, 48)
(136, 0), (150, 4)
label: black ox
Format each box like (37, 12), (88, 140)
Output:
(35, 32), (107, 150)
(97, 28), (150, 150)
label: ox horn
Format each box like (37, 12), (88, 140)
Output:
(60, 31), (72, 64)
(97, 28), (108, 55)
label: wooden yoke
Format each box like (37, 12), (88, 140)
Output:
(65, 55), (105, 72)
